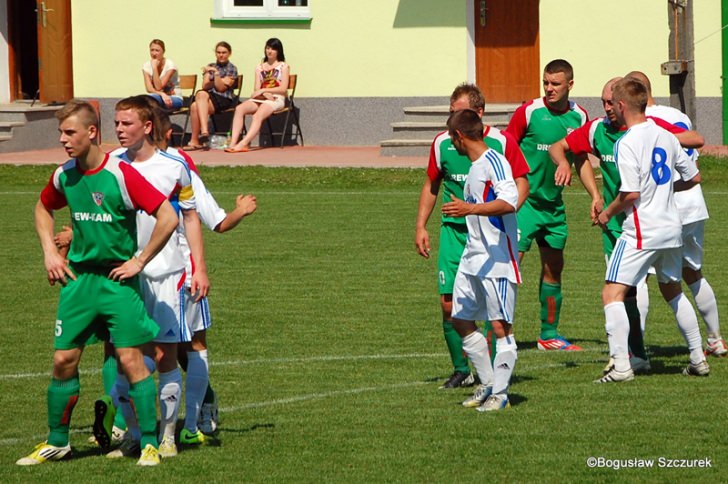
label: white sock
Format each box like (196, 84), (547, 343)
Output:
(604, 302), (630, 372)
(688, 278), (721, 339)
(668, 293), (705, 364)
(158, 368), (182, 442)
(184, 350), (209, 432)
(492, 336), (517, 396)
(636, 281), (649, 333)
(461, 331), (493, 387)
(113, 374), (140, 441)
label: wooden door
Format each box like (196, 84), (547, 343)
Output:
(474, 0), (540, 103)
(37, 0), (73, 104)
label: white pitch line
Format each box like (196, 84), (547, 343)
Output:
(0, 350), (604, 381)
(1, 356), (609, 447)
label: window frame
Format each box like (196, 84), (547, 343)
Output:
(213, 0), (311, 21)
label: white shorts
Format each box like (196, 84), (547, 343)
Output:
(451, 272), (517, 323)
(140, 271), (191, 343)
(681, 220), (705, 271)
(606, 238), (682, 286)
(184, 288), (212, 334)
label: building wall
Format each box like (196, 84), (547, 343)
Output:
(73, 0), (724, 145)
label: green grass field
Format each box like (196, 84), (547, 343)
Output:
(1, 159), (727, 482)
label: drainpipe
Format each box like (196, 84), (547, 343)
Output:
(723, 0), (728, 143)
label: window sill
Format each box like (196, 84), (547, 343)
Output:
(210, 17), (312, 25)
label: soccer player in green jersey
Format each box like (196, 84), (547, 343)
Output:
(17, 100), (179, 467)
(505, 59), (588, 351)
(416, 83), (529, 388)
(549, 77), (705, 372)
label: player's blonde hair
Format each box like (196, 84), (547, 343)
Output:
(450, 83), (485, 112)
(55, 99), (100, 130)
(612, 78), (648, 113)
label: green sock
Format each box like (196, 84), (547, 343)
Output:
(203, 383), (216, 405)
(102, 355), (117, 395)
(540, 282), (562, 339)
(128, 376), (158, 450)
(103, 356), (127, 430)
(47, 376), (80, 447)
(482, 321), (496, 364)
(443, 321), (469, 373)
(625, 297), (647, 360)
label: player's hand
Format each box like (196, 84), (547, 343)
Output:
(554, 161), (572, 186)
(442, 194), (471, 217)
(44, 250), (76, 286)
(190, 271), (210, 303)
(595, 211), (610, 230)
(54, 225), (73, 249)
(415, 227), (431, 258)
(108, 256), (144, 282)
(590, 198), (604, 224)
(235, 194), (257, 217)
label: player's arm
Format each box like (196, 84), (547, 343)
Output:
(674, 147), (702, 192)
(549, 138), (575, 187)
(442, 191), (516, 217)
(415, 176), (441, 258)
(183, 208), (210, 302)
(572, 154), (603, 222)
(109, 199), (178, 281)
(514, 176), (529, 210)
(216, 194), (257, 233)
(35, 200), (76, 286)
(650, 116), (704, 148)
(596, 191), (639, 230)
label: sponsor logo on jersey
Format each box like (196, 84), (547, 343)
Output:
(537, 143), (551, 152)
(566, 128), (574, 135)
(449, 174), (468, 182)
(601, 154), (615, 163)
(73, 212), (113, 222)
(92, 192), (104, 206)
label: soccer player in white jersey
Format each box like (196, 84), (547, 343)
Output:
(595, 78), (707, 383)
(441, 109), (520, 411)
(626, 71), (726, 356)
(155, 111), (256, 440)
(110, 96), (210, 457)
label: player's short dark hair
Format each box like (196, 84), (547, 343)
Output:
(56, 99), (100, 129)
(544, 59), (574, 81)
(612, 78), (648, 113)
(450, 83), (485, 112)
(447, 109), (483, 141)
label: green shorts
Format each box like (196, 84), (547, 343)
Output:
(602, 214), (626, 259)
(517, 198), (568, 252)
(437, 222), (467, 294)
(54, 266), (159, 350)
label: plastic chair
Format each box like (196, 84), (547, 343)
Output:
(210, 74), (244, 135)
(265, 74), (304, 147)
(169, 74), (198, 146)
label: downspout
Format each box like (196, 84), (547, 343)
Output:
(723, 0), (728, 143)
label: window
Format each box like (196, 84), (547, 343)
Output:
(214, 0), (311, 21)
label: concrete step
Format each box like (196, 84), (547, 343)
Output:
(380, 138), (430, 157)
(0, 102), (64, 153)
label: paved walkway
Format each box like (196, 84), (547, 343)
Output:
(1, 144), (726, 168)
(0, 144), (428, 168)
